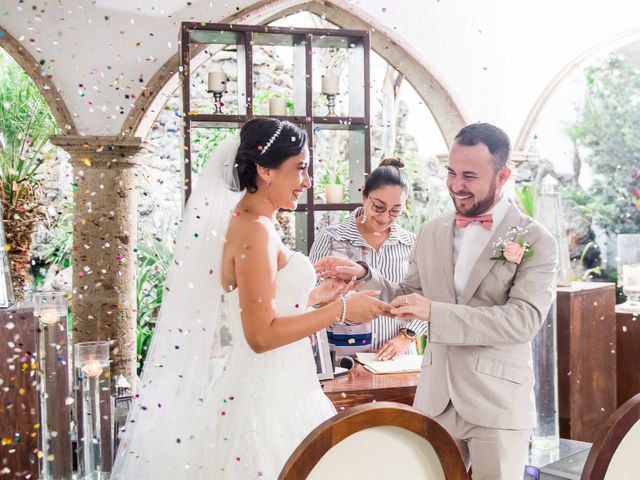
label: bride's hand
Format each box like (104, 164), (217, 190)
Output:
(307, 276), (364, 307)
(344, 291), (393, 324)
(314, 256), (367, 282)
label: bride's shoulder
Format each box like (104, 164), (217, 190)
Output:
(226, 214), (273, 244)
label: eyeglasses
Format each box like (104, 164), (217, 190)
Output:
(368, 198), (404, 218)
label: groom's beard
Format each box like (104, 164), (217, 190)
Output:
(450, 176), (498, 217)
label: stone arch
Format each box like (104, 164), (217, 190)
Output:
(122, 0), (466, 147)
(515, 28), (640, 151)
(0, 26), (77, 134)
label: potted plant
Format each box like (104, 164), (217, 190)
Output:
(0, 51), (58, 299)
(319, 161), (348, 204)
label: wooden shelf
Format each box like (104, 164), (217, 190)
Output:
(181, 22), (371, 253)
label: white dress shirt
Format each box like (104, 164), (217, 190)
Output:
(453, 195), (510, 300)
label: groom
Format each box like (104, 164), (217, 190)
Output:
(315, 123), (558, 479)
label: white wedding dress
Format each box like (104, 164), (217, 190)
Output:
(112, 139), (335, 479)
(200, 251), (336, 478)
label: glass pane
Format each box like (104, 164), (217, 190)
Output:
(252, 43), (298, 117)
(189, 46), (243, 115)
(313, 128), (365, 204)
(189, 127), (239, 178)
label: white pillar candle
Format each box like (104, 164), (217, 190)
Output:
(622, 264), (640, 286)
(269, 97), (287, 116)
(321, 74), (340, 94)
(207, 71), (227, 92)
(81, 359), (104, 377)
(39, 308), (60, 325)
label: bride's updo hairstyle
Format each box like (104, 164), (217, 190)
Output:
(235, 118), (307, 193)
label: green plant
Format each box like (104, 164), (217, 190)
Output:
(396, 153), (449, 232)
(0, 49), (59, 297)
(191, 128), (237, 174)
(515, 184), (536, 217)
(40, 199), (74, 269)
(0, 48), (58, 299)
(319, 161), (348, 185)
(135, 231), (173, 373)
(568, 53), (640, 234)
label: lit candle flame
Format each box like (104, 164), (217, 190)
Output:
(81, 359), (103, 377)
(39, 309), (59, 325)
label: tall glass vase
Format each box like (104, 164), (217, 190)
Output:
(535, 183), (572, 287)
(34, 292), (73, 479)
(74, 341), (112, 479)
(531, 182), (568, 450)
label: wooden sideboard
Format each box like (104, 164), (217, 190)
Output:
(556, 282), (617, 442)
(616, 307), (640, 408)
(321, 364), (419, 410)
(0, 305), (38, 478)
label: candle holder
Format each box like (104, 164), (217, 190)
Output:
(34, 291), (73, 480)
(324, 93), (337, 116)
(74, 341), (112, 479)
(620, 264), (640, 313)
(112, 375), (133, 455)
(212, 91), (224, 114)
(617, 234), (640, 313)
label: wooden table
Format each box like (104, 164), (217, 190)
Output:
(321, 364), (419, 410)
(616, 307), (640, 408)
(0, 304), (38, 479)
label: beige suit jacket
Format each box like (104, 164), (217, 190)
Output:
(365, 201), (558, 430)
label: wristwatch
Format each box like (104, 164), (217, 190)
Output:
(399, 327), (416, 340)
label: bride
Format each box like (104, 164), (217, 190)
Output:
(111, 118), (391, 479)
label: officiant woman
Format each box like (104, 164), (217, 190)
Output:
(309, 158), (426, 360)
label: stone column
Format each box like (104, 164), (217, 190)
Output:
(50, 135), (142, 388)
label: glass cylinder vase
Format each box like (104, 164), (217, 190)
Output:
(34, 292), (73, 479)
(535, 183), (572, 287)
(530, 303), (560, 450)
(617, 234), (640, 313)
(74, 341), (112, 479)
(531, 182), (565, 450)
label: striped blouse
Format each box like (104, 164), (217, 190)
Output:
(309, 208), (423, 356)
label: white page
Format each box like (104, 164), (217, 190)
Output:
(356, 352), (422, 374)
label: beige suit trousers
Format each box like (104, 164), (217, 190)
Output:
(429, 402), (531, 480)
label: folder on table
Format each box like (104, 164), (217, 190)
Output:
(356, 352), (422, 374)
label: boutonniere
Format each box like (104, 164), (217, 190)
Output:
(491, 227), (534, 265)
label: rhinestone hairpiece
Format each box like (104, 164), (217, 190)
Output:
(260, 121), (284, 156)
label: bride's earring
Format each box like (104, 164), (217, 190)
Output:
(360, 214), (366, 224)
(266, 179), (271, 187)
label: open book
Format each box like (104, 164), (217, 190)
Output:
(356, 352), (423, 374)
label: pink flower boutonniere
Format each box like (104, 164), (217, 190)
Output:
(491, 227), (534, 265)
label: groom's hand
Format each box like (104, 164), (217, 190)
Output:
(314, 256), (367, 282)
(390, 293), (431, 321)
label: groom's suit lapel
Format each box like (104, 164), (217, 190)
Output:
(457, 203), (522, 306)
(438, 213), (457, 304)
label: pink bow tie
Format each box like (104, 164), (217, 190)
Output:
(455, 213), (493, 230)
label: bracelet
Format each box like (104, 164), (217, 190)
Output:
(339, 293), (347, 323)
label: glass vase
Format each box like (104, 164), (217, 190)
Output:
(531, 182), (565, 450)
(34, 292), (73, 479)
(535, 183), (572, 287)
(74, 341), (112, 479)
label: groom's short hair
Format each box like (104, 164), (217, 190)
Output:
(454, 123), (511, 171)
